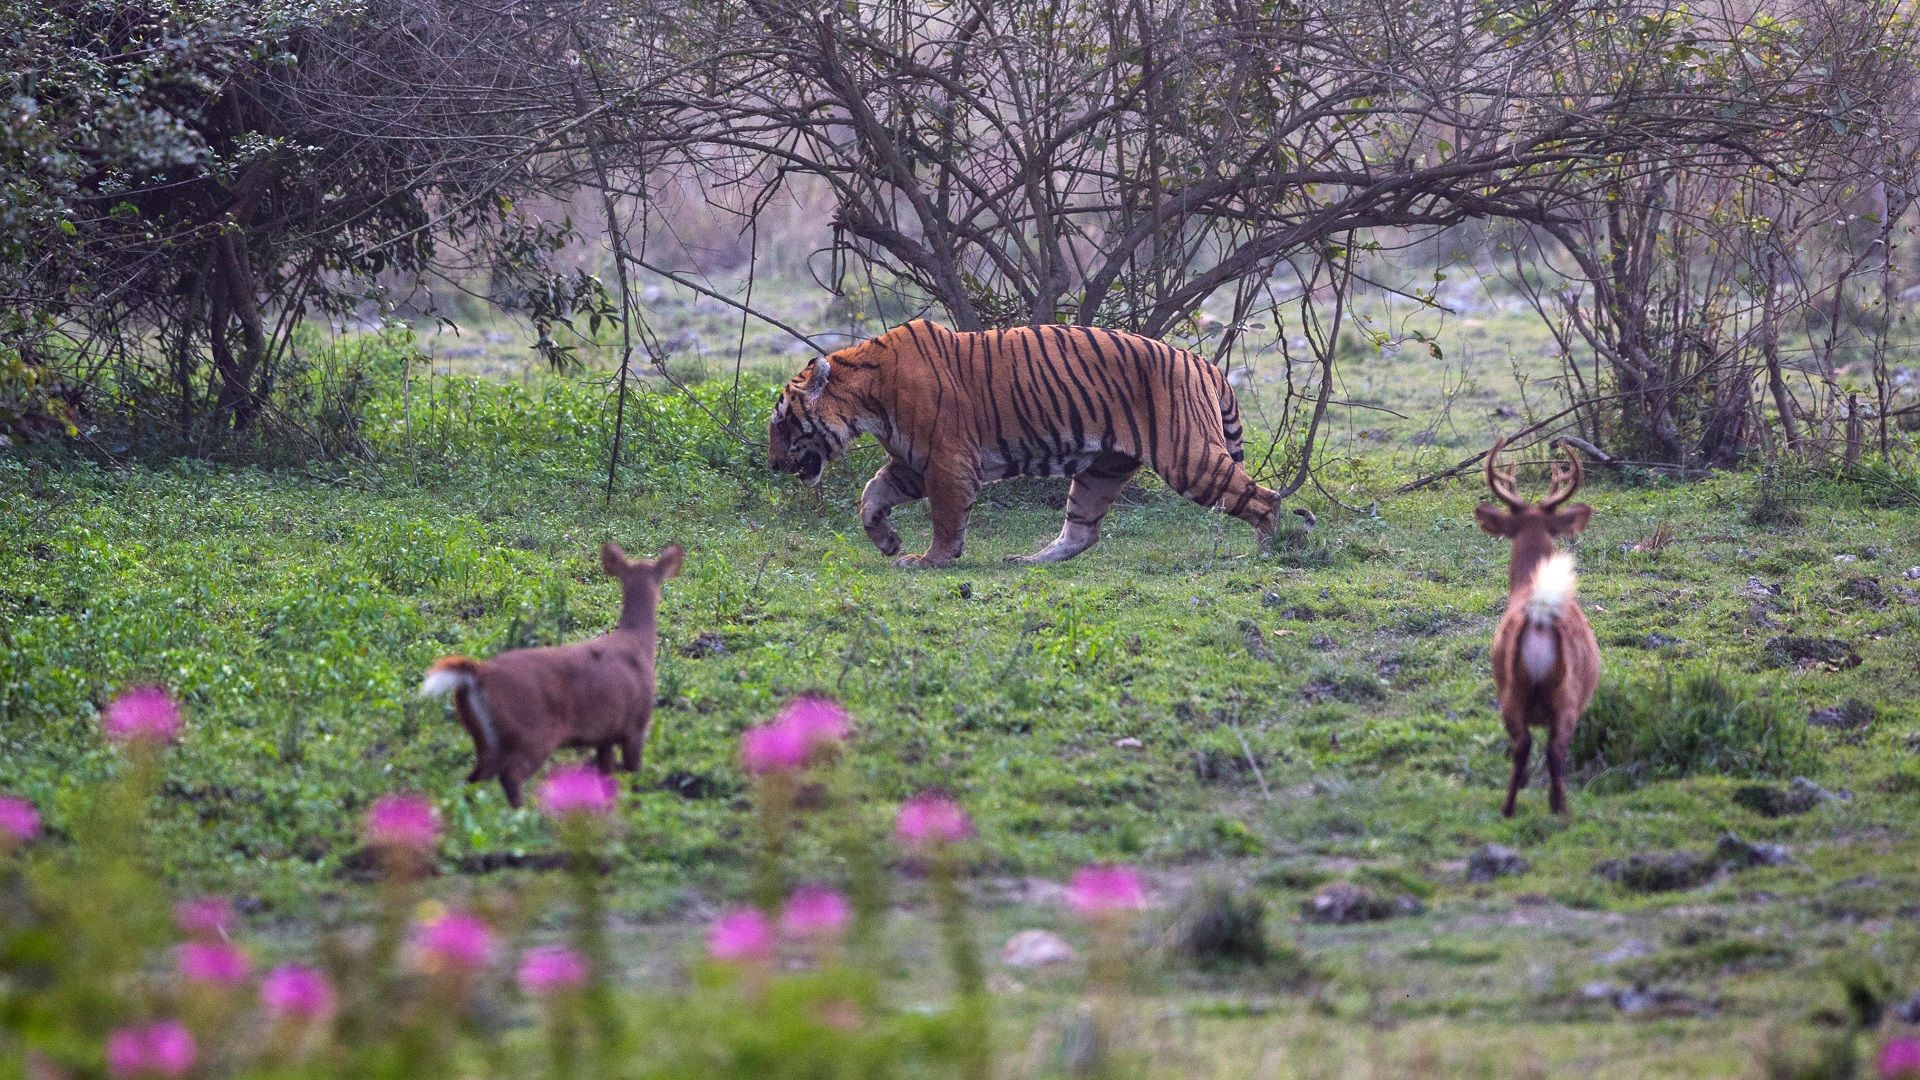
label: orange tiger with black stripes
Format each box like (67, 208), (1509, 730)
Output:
(767, 319), (1314, 567)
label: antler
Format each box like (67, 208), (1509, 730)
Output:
(1539, 442), (1584, 510)
(1483, 437), (1526, 511)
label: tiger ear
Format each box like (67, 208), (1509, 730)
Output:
(805, 357), (831, 402)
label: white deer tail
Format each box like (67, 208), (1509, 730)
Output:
(1524, 553), (1578, 626)
(420, 657), (498, 756)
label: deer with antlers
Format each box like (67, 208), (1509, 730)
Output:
(1476, 439), (1599, 817)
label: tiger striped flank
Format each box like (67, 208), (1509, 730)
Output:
(766, 320), (1315, 568)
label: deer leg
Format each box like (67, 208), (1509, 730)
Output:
(1502, 730), (1533, 819)
(619, 724), (645, 773)
(594, 741), (617, 774)
(1546, 722), (1572, 817)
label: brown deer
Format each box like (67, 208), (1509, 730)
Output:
(1475, 440), (1599, 817)
(420, 543), (683, 808)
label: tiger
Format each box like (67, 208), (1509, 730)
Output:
(767, 319), (1314, 567)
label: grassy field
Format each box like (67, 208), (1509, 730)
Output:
(3, 310), (1919, 1076)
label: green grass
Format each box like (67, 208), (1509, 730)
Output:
(3, 318), (1920, 1075)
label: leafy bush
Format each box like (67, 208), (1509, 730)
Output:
(1571, 668), (1816, 790)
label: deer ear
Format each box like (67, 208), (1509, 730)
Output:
(804, 357), (831, 402)
(1474, 503), (1513, 537)
(601, 543), (629, 574)
(653, 544), (685, 581)
(1549, 504), (1592, 537)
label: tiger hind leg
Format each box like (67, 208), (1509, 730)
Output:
(1009, 453), (1140, 564)
(1160, 449), (1309, 549)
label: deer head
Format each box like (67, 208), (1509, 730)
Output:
(1474, 438), (1591, 588)
(601, 542), (685, 632)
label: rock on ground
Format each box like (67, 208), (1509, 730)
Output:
(1001, 929), (1076, 969)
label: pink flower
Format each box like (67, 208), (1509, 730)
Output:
(105, 1021), (196, 1079)
(173, 896), (233, 939)
(740, 721), (810, 775)
(776, 697), (851, 751)
(894, 794), (971, 851)
(517, 946), (590, 997)
(1880, 1037), (1920, 1080)
(780, 885), (852, 939)
(412, 909), (494, 975)
(102, 686), (182, 746)
(1065, 864), (1148, 917)
(178, 939), (250, 987)
(260, 964), (336, 1023)
(0, 795), (39, 849)
(706, 907), (775, 963)
(364, 794), (440, 853)
(536, 766), (618, 820)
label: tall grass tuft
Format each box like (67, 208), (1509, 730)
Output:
(1571, 667), (1816, 791)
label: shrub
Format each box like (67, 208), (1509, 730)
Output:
(1161, 882), (1269, 969)
(1571, 668), (1815, 790)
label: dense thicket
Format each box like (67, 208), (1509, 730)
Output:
(4, 0), (1917, 469)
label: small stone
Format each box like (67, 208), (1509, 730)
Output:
(1744, 577), (1781, 599)
(1262, 590), (1285, 608)
(1731, 783), (1820, 818)
(1112, 737), (1143, 750)
(1641, 632), (1681, 650)
(1789, 776), (1850, 804)
(1001, 930), (1076, 969)
(1301, 882), (1412, 924)
(1904, 567), (1920, 581)
(1596, 939), (1653, 966)
(1594, 850), (1717, 893)
(1309, 634), (1337, 651)
(1239, 619), (1276, 662)
(1808, 699), (1877, 730)
(1833, 553), (1858, 564)
(1839, 575), (1885, 604)
(680, 631), (728, 658)
(1716, 832), (1793, 869)
(957, 582), (973, 599)
(1467, 844), (1530, 883)
(1763, 636), (1861, 670)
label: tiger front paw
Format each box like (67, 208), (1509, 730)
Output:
(864, 519), (902, 557)
(893, 552), (953, 569)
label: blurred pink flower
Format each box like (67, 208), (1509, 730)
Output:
(517, 946), (590, 997)
(364, 794), (440, 853)
(178, 939), (250, 987)
(740, 721), (809, 775)
(412, 910), (494, 975)
(776, 697), (851, 751)
(0, 795), (39, 849)
(780, 885), (852, 939)
(260, 964), (336, 1023)
(172, 896), (233, 939)
(1880, 1037), (1920, 1080)
(536, 766), (619, 820)
(102, 686), (182, 746)
(105, 1021), (196, 1079)
(706, 907), (775, 963)
(894, 794), (971, 851)
(1065, 864), (1147, 916)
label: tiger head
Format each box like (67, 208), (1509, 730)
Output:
(768, 355), (856, 487)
